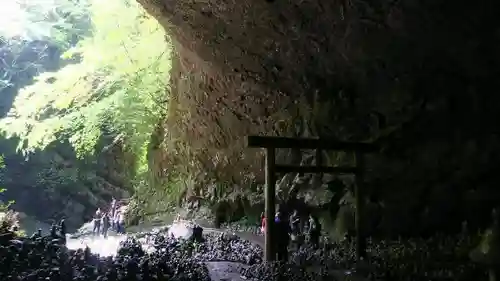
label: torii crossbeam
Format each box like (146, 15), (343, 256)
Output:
(246, 136), (377, 262)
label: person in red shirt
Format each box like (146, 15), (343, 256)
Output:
(260, 212), (266, 234)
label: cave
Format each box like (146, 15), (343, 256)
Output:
(135, 0), (500, 236)
(0, 0), (499, 239)
(1, 1), (500, 279)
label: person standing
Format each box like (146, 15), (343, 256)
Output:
(93, 208), (102, 236)
(118, 211), (125, 234)
(102, 212), (110, 238)
(308, 214), (322, 249)
(289, 210), (303, 249)
(260, 212), (266, 234)
(114, 211), (121, 233)
(274, 211), (290, 261)
(59, 219), (67, 244)
(50, 224), (58, 238)
(110, 198), (117, 228)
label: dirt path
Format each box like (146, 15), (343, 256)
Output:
(205, 262), (249, 281)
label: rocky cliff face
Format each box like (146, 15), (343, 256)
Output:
(138, 0), (500, 236)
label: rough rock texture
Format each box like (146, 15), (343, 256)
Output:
(138, 0), (500, 236)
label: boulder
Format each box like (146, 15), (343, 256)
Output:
(167, 220), (203, 241)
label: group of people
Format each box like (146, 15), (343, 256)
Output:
(92, 198), (125, 238)
(260, 209), (322, 261)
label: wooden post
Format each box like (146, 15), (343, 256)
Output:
(245, 135), (378, 262)
(354, 151), (367, 260)
(292, 148), (302, 177)
(316, 149), (323, 166)
(264, 147), (276, 261)
(315, 148), (323, 181)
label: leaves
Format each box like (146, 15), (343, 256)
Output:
(1, 0), (170, 157)
(0, 156), (14, 212)
(0, 0), (173, 204)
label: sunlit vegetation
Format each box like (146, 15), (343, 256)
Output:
(0, 0), (176, 212)
(0, 156), (13, 212)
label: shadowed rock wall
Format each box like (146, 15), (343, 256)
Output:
(138, 0), (500, 236)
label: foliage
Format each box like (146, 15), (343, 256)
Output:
(0, 0), (170, 176)
(0, 156), (14, 212)
(0, 0), (92, 93)
(0, 156), (20, 235)
(0, 0), (91, 47)
(0, 191), (12, 213)
(0, 0), (182, 219)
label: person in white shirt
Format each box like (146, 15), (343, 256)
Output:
(115, 212), (126, 234)
(114, 212), (121, 233)
(93, 208), (102, 236)
(110, 198), (117, 228)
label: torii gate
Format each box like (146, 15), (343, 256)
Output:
(246, 136), (377, 262)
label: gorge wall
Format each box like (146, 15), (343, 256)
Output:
(138, 0), (500, 236)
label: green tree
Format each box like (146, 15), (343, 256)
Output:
(1, 0), (91, 47)
(1, 0), (92, 94)
(0, 0), (171, 195)
(0, 156), (14, 212)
